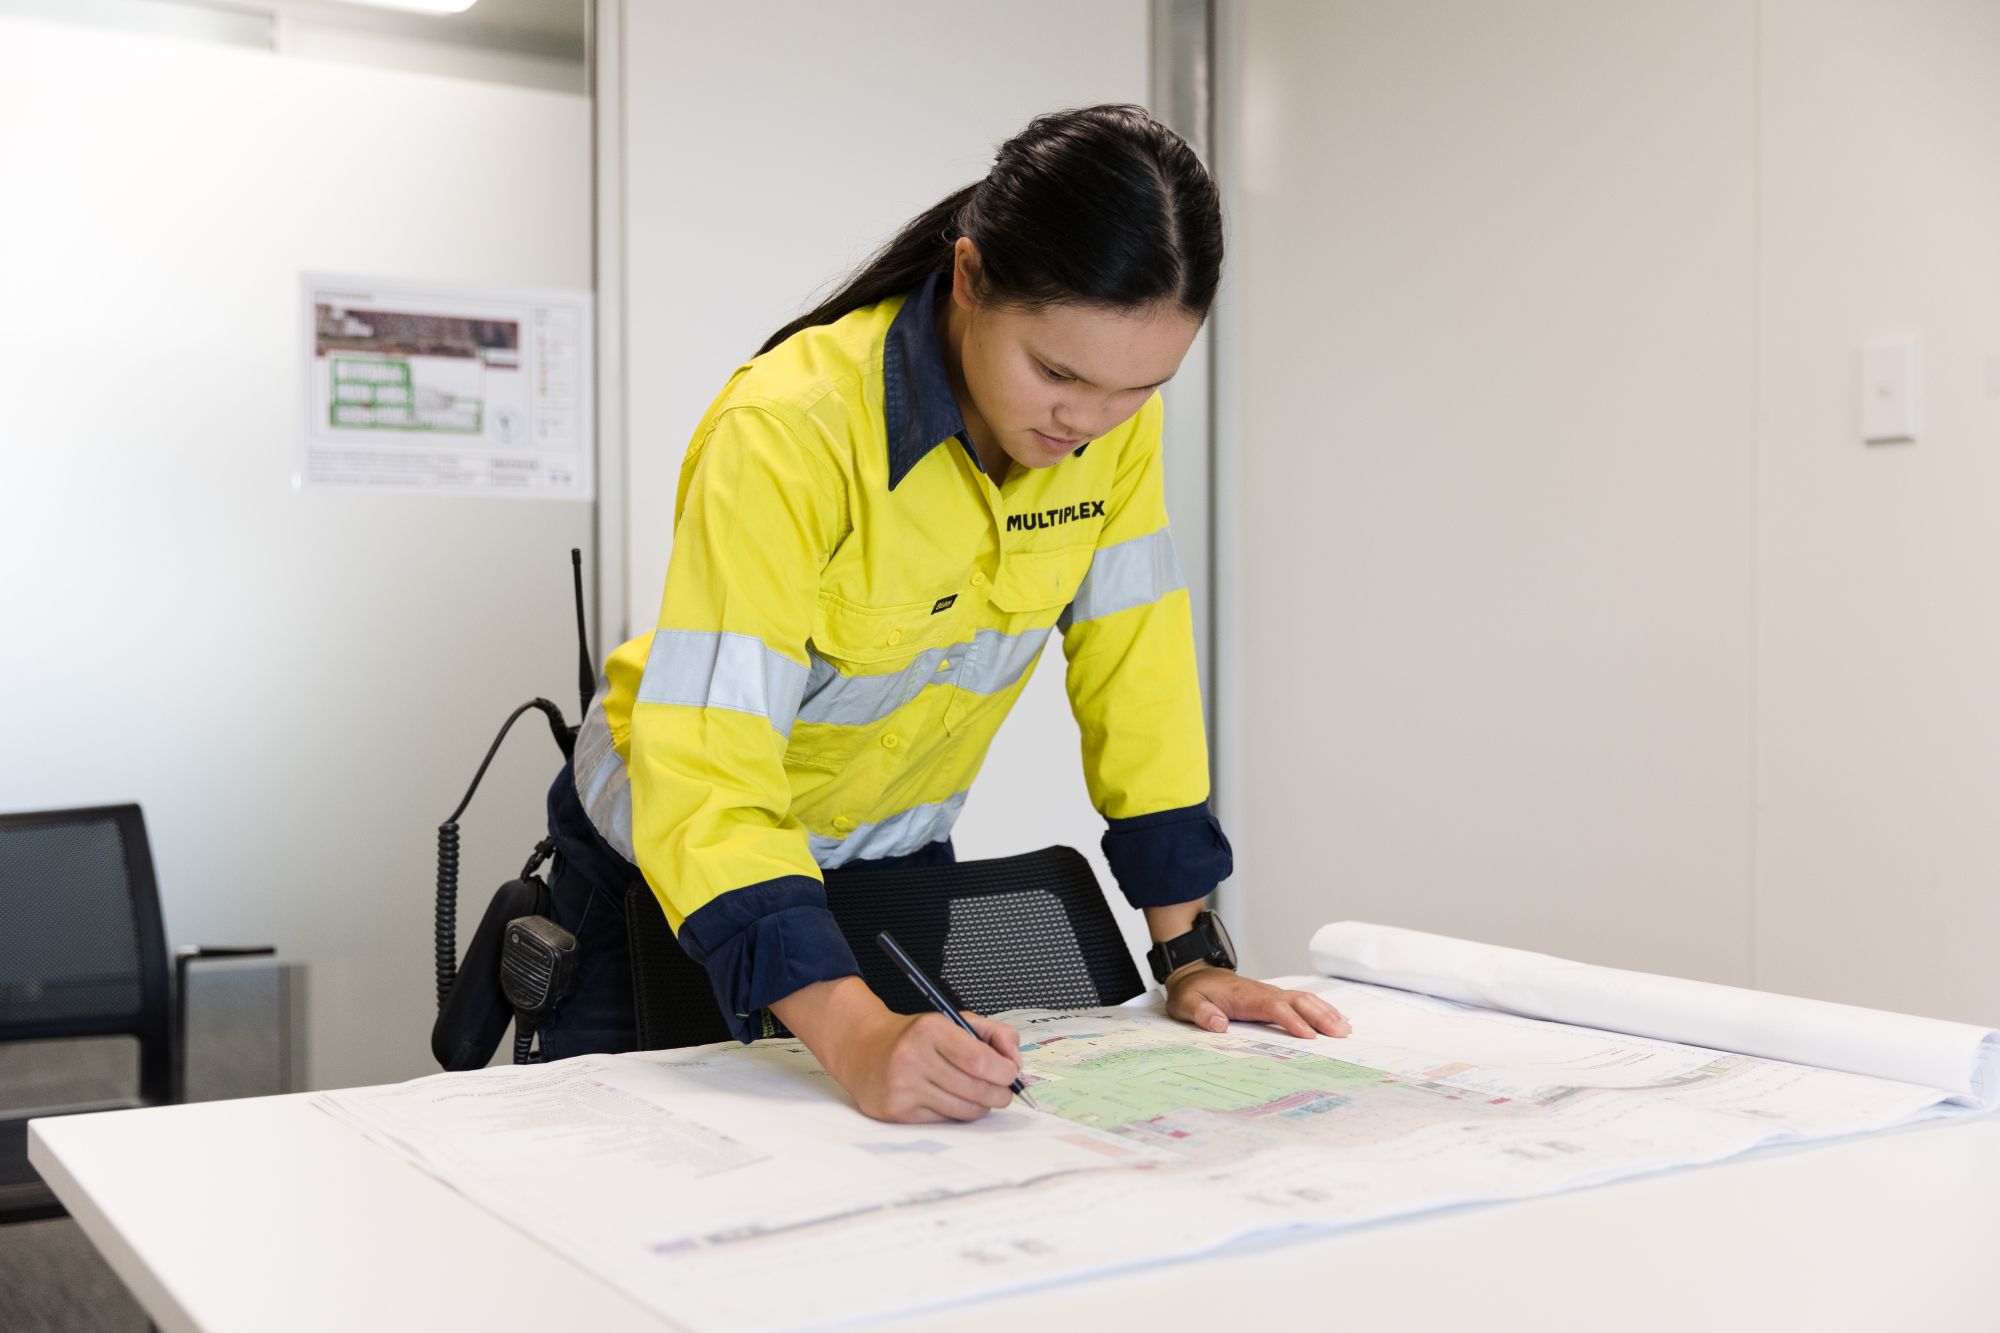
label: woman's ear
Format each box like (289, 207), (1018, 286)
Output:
(949, 236), (984, 310)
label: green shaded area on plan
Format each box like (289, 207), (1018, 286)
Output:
(1026, 1039), (1393, 1128)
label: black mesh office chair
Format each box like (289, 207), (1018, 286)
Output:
(626, 845), (1146, 1050)
(0, 804), (272, 1224)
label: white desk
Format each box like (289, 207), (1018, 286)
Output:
(32, 1084), (2000, 1332)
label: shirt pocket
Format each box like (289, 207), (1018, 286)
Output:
(940, 544), (1094, 740)
(807, 590), (958, 669)
(986, 544), (1096, 620)
(791, 592), (957, 774)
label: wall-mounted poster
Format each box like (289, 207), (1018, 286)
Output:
(300, 273), (593, 499)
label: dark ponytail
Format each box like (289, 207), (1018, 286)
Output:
(756, 103), (1222, 357)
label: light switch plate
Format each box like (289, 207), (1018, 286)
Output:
(1861, 336), (1919, 444)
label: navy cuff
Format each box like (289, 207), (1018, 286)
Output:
(676, 875), (861, 1043)
(1101, 800), (1234, 909)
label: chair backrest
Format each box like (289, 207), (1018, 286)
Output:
(0, 804), (172, 1105)
(627, 845), (1146, 1051)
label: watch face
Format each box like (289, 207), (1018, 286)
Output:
(1201, 910), (1238, 969)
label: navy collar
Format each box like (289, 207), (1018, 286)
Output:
(882, 270), (970, 490)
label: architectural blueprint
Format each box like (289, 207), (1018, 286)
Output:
(317, 926), (2000, 1332)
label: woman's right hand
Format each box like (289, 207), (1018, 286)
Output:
(771, 976), (1023, 1123)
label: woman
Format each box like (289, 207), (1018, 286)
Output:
(543, 103), (1350, 1122)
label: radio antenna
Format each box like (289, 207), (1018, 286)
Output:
(571, 548), (594, 722)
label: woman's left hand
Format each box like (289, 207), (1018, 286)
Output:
(1164, 965), (1352, 1039)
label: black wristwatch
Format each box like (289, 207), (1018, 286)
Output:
(1147, 909), (1238, 984)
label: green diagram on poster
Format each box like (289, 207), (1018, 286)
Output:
(328, 355), (482, 434)
(301, 272), (594, 499)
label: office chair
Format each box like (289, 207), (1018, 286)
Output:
(626, 845), (1147, 1050)
(0, 804), (272, 1224)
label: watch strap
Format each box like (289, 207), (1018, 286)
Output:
(1148, 911), (1236, 983)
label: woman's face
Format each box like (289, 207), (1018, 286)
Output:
(943, 242), (1204, 473)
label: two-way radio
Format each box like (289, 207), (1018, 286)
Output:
(430, 548), (594, 1070)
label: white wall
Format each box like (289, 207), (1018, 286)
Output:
(608, 1), (1166, 969)
(1229, 0), (1757, 983)
(1228, 0), (1999, 1025)
(0, 17), (594, 1088)
(276, 21), (583, 93)
(1755, 0), (2000, 1024)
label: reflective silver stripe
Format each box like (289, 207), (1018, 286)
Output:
(637, 629), (809, 737)
(575, 679), (975, 870)
(956, 625), (1050, 695)
(1059, 528), (1186, 630)
(799, 647), (939, 728)
(798, 626), (1050, 727)
(809, 790), (969, 869)
(571, 689), (637, 862)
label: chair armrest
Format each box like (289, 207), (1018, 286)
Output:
(172, 946), (278, 1104)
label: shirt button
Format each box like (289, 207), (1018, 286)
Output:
(881, 733), (900, 750)
(832, 815), (853, 832)
(887, 629), (902, 645)
(969, 571), (987, 587)
(937, 660), (951, 672)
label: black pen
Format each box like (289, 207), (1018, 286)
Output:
(875, 931), (1036, 1108)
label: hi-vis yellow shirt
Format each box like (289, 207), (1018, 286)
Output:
(571, 270), (1232, 1039)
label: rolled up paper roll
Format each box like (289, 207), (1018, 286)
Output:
(1309, 921), (1999, 1109)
